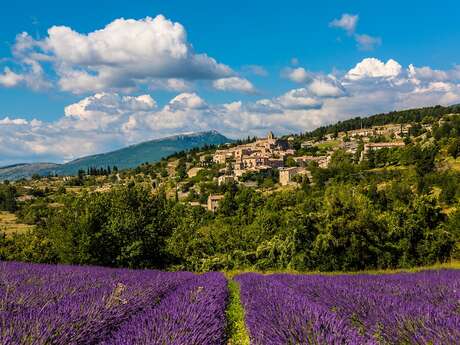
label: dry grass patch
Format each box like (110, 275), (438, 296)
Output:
(0, 211), (34, 237)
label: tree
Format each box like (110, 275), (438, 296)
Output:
(412, 143), (439, 193)
(311, 185), (388, 270)
(42, 185), (177, 268)
(447, 138), (460, 159)
(0, 183), (17, 212)
(176, 158), (187, 181)
(284, 156), (297, 167)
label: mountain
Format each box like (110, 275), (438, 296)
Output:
(0, 131), (232, 180)
(0, 163), (60, 181)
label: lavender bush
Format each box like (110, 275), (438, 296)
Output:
(236, 270), (460, 345)
(0, 262), (226, 345)
(103, 272), (228, 345)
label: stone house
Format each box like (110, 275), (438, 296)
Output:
(207, 195), (225, 212)
(279, 167), (311, 186)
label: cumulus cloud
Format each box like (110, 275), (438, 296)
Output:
(329, 14), (359, 34)
(282, 67), (312, 83)
(61, 93), (157, 131)
(407, 64), (460, 84)
(330, 13), (381, 51)
(0, 68), (24, 87)
(3, 57), (460, 166)
(2, 15), (234, 93)
(1, 33), (53, 91)
(148, 78), (191, 91)
(282, 67), (347, 98)
(212, 77), (256, 93)
(345, 58), (402, 80)
(308, 76), (347, 98)
(0, 117), (28, 125)
(277, 88), (323, 110)
(167, 92), (207, 110)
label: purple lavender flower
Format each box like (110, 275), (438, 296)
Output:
(236, 270), (460, 345)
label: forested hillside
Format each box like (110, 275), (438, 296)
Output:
(301, 104), (460, 140)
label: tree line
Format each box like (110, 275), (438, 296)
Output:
(300, 105), (460, 141)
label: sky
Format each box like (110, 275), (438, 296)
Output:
(1, 0), (460, 165)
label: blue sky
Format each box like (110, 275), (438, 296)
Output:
(1, 0), (460, 164)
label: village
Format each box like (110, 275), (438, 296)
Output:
(197, 123), (417, 211)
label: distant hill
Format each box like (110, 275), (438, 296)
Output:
(0, 163), (60, 181)
(0, 131), (232, 180)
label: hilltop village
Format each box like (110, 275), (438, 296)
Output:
(192, 123), (414, 211)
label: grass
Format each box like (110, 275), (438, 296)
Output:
(226, 280), (250, 345)
(224, 260), (460, 278)
(315, 140), (341, 150)
(369, 165), (408, 172)
(0, 211), (34, 237)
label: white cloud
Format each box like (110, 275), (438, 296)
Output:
(61, 92), (157, 131)
(65, 93), (156, 116)
(277, 88), (323, 110)
(148, 78), (191, 91)
(330, 14), (359, 34)
(213, 77), (255, 93)
(3, 57), (460, 166)
(0, 68), (24, 87)
(1, 33), (53, 91)
(408, 65), (448, 82)
(167, 92), (207, 110)
(355, 34), (382, 51)
(345, 58), (402, 80)
(0, 117), (28, 125)
(308, 76), (346, 98)
(330, 14), (381, 51)
(282, 67), (312, 83)
(282, 67), (346, 97)
(3, 14), (233, 93)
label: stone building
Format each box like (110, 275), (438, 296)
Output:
(360, 142), (405, 161)
(279, 167), (311, 186)
(218, 175), (235, 186)
(207, 195), (225, 212)
(293, 155), (330, 168)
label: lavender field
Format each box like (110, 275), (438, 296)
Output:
(0, 262), (227, 345)
(236, 271), (460, 345)
(1, 262), (459, 344)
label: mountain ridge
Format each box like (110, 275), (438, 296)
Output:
(0, 130), (231, 180)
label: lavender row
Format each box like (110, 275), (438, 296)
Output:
(0, 262), (195, 344)
(236, 273), (371, 345)
(269, 270), (460, 344)
(102, 272), (228, 345)
(236, 270), (460, 345)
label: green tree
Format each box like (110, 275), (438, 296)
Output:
(447, 138), (460, 159)
(0, 183), (17, 212)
